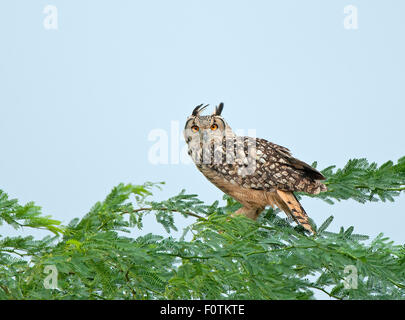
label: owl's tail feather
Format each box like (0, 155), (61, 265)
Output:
(274, 190), (315, 234)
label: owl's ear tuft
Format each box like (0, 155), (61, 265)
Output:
(192, 104), (209, 116)
(213, 102), (224, 116)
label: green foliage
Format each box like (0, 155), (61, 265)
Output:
(307, 157), (405, 204)
(0, 157), (404, 299)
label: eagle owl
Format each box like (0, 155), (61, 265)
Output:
(183, 103), (327, 234)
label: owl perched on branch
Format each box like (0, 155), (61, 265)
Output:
(183, 103), (327, 234)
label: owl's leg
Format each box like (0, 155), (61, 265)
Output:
(232, 206), (265, 220)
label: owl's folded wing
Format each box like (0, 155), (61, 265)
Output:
(206, 137), (327, 195)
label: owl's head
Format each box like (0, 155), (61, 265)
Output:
(183, 103), (234, 146)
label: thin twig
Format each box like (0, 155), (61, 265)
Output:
(96, 207), (206, 231)
(309, 285), (342, 300)
(354, 185), (405, 192)
(131, 207), (207, 220)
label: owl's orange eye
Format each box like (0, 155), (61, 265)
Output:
(191, 125), (199, 132)
(210, 124), (218, 131)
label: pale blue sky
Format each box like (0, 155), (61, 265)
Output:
(0, 0), (404, 244)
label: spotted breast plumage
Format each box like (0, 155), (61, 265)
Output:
(183, 103), (327, 233)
